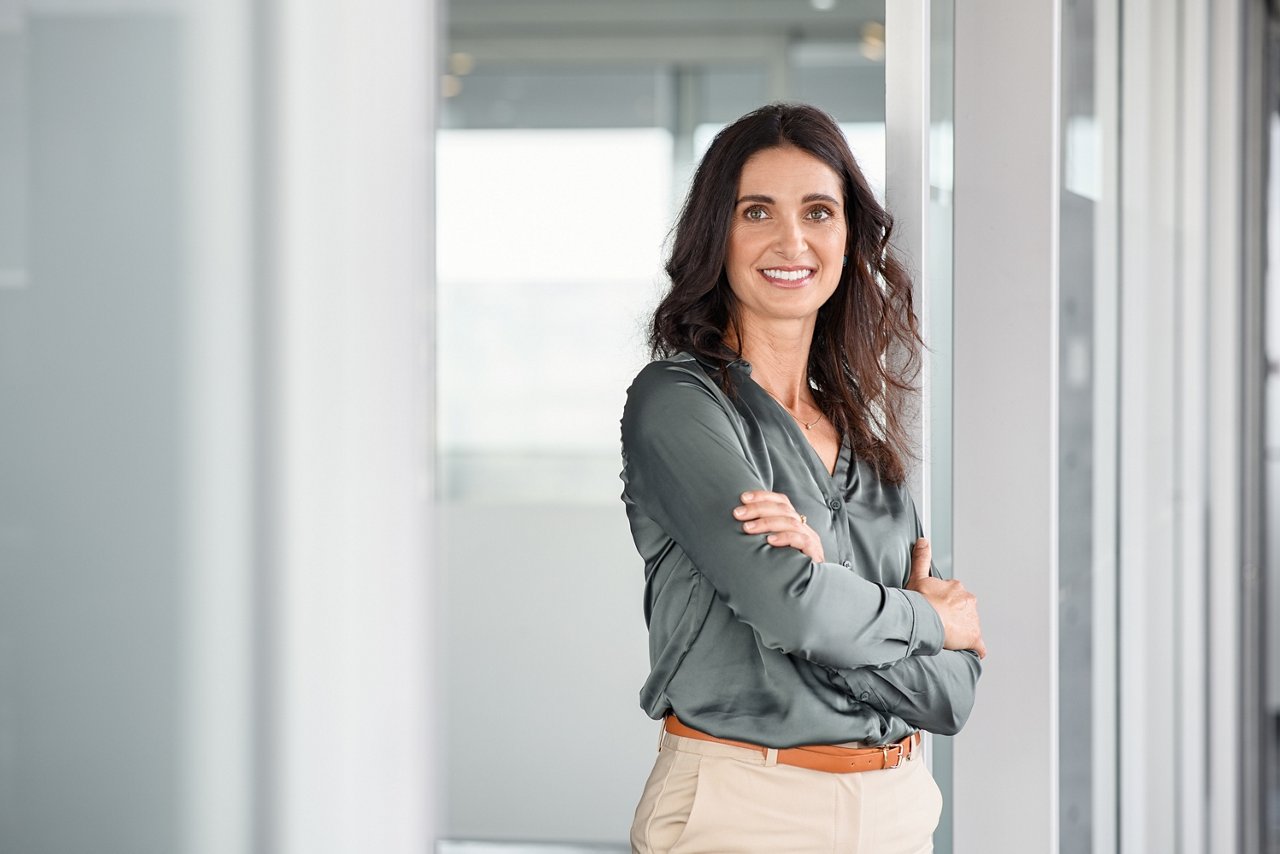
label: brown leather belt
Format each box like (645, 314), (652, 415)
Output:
(664, 714), (920, 774)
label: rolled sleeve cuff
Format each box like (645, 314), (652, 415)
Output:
(839, 668), (896, 715)
(899, 588), (944, 656)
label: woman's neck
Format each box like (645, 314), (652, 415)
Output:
(725, 320), (817, 410)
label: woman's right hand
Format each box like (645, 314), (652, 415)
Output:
(733, 490), (826, 564)
(907, 538), (987, 659)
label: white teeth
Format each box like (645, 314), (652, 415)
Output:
(762, 268), (813, 281)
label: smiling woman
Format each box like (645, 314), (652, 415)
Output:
(727, 146), (848, 322)
(619, 103), (985, 853)
(651, 103), (926, 487)
(723, 145), (850, 477)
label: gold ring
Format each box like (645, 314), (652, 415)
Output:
(799, 515), (807, 525)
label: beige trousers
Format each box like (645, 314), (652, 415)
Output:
(630, 730), (943, 854)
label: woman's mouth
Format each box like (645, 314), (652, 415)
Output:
(760, 267), (816, 288)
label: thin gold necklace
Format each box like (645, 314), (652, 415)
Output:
(762, 387), (824, 430)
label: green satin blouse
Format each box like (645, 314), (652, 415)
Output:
(618, 350), (981, 748)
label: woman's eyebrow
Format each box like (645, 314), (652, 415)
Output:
(734, 192), (842, 206)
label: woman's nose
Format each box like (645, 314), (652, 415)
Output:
(773, 218), (807, 258)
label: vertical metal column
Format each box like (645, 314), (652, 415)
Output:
(1239, 0), (1269, 850)
(1090, 2), (1121, 852)
(1175, 0), (1210, 850)
(1117, 2), (1180, 851)
(885, 7), (952, 845)
(1207, 0), (1248, 850)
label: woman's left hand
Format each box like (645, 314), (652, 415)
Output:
(733, 490), (825, 563)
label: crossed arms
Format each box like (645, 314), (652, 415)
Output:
(620, 361), (983, 735)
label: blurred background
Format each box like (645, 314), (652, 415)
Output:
(0, 0), (1277, 852)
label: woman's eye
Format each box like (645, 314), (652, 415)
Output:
(807, 207), (833, 221)
(744, 206), (768, 221)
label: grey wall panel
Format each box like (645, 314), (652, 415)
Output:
(0, 14), (184, 854)
(952, 1), (1060, 851)
(438, 503), (655, 845)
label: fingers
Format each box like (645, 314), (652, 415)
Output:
(936, 585), (984, 656)
(736, 492), (823, 562)
(734, 494), (802, 526)
(761, 529), (803, 546)
(760, 529), (825, 564)
(734, 502), (800, 522)
(908, 537), (931, 582)
(738, 513), (806, 535)
(739, 491), (795, 510)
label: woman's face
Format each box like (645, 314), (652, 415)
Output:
(724, 145), (848, 335)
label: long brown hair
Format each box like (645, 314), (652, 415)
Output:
(648, 102), (924, 485)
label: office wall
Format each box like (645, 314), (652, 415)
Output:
(0, 2), (439, 852)
(0, 12), (185, 852)
(437, 505), (654, 842)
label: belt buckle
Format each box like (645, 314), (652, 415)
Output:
(881, 743), (903, 770)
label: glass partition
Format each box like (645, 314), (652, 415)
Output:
(436, 0), (895, 845)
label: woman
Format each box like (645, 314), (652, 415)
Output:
(618, 103), (986, 853)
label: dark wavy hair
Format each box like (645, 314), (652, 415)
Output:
(648, 102), (924, 485)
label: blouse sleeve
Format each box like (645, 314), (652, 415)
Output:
(620, 361), (944, 670)
(833, 649), (982, 735)
(830, 492), (983, 735)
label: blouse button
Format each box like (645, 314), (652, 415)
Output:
(842, 560), (853, 569)
(859, 692), (870, 701)
(828, 497), (843, 511)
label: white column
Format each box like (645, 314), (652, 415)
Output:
(183, 2), (255, 852)
(1116, 2), (1180, 851)
(1206, 0), (1246, 849)
(884, 0), (932, 511)
(268, 1), (437, 852)
(885, 0), (938, 786)
(1174, 0), (1210, 850)
(951, 3), (1061, 853)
